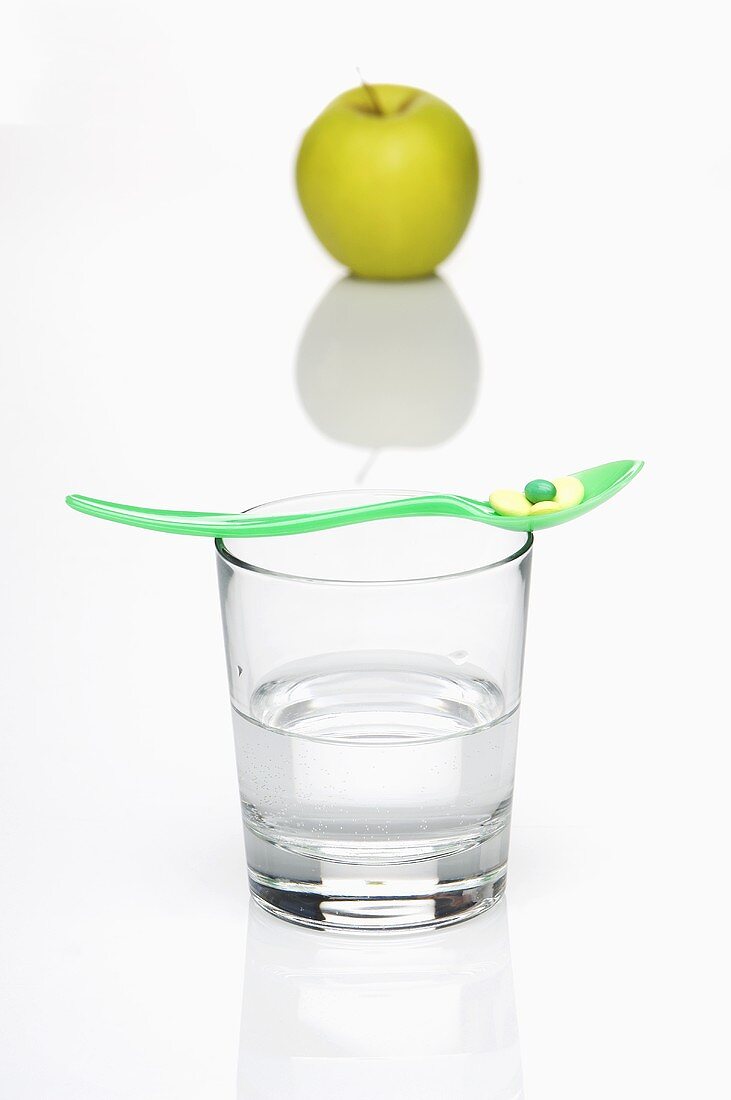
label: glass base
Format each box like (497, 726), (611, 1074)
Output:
(244, 826), (508, 932)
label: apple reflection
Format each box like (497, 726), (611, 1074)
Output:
(238, 901), (523, 1100)
(297, 275), (480, 476)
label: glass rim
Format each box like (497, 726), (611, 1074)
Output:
(214, 489), (534, 586)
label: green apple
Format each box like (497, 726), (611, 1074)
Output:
(296, 84), (479, 279)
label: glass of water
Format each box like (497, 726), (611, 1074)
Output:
(216, 490), (532, 931)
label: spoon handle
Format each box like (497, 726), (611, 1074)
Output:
(65, 492), (492, 538)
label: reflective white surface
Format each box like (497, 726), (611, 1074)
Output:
(297, 275), (480, 479)
(239, 901), (522, 1099)
(1, 2), (729, 1096)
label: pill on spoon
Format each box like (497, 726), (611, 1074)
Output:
(524, 479), (556, 504)
(530, 499), (563, 514)
(488, 489), (532, 517)
(552, 476), (585, 509)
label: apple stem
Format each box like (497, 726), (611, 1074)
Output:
(356, 68), (384, 115)
(356, 448), (380, 484)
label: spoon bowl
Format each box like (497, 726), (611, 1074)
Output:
(480, 458), (644, 531)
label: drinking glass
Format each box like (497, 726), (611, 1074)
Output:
(216, 490), (532, 931)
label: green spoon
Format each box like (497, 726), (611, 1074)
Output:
(65, 459), (642, 537)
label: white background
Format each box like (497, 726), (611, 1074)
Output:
(1, 2), (729, 1096)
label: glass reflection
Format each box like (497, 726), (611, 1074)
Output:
(238, 900), (523, 1100)
(297, 275), (480, 479)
